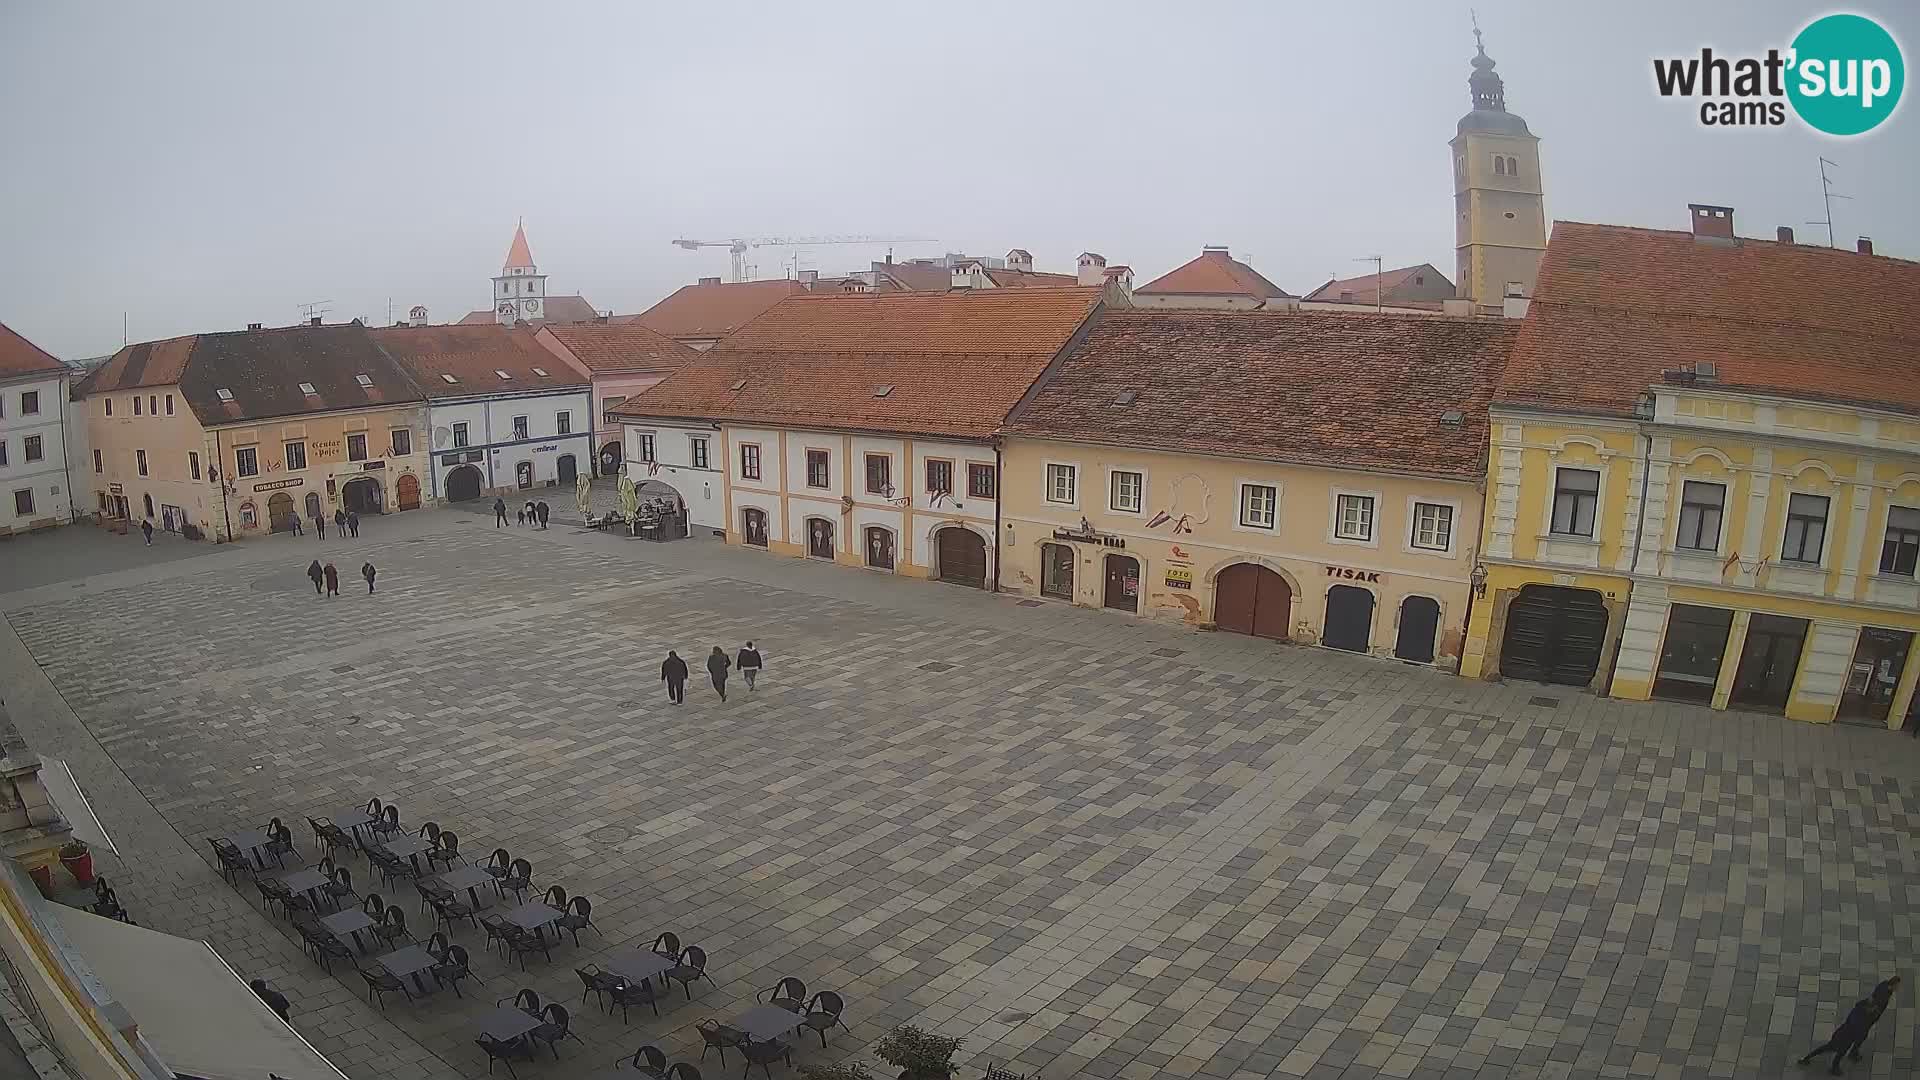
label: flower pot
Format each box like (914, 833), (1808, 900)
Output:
(27, 863), (55, 897)
(62, 850), (96, 887)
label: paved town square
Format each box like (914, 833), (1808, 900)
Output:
(3, 509), (1916, 1080)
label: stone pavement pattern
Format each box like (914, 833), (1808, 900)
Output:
(1, 510), (1916, 1080)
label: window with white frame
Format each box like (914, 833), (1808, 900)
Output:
(1239, 483), (1277, 529)
(740, 443), (761, 480)
(452, 422), (470, 448)
(1411, 502), (1453, 551)
(511, 415), (529, 440)
(1334, 493), (1375, 541)
(690, 437), (709, 469)
(1882, 506), (1920, 577)
(1045, 463), (1076, 505)
(284, 441), (307, 471)
(805, 449), (831, 488)
(1781, 493), (1829, 564)
(1550, 468), (1600, 537)
(1675, 481), (1725, 552)
(1109, 470), (1143, 513)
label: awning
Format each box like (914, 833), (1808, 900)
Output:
(38, 757), (118, 856)
(49, 906), (347, 1080)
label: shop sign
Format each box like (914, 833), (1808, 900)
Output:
(1324, 565), (1383, 583)
(253, 478), (303, 492)
(362, 460), (386, 471)
(533, 444), (558, 454)
(108, 482), (123, 494)
(310, 439), (344, 461)
(1053, 520), (1125, 548)
(1165, 567), (1194, 590)
(1168, 544), (1193, 565)
(440, 453), (463, 466)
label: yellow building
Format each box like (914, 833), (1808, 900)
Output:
(77, 323), (430, 541)
(1463, 210), (1920, 728)
(1001, 309), (1515, 669)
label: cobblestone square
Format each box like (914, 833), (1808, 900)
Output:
(2, 509), (1916, 1079)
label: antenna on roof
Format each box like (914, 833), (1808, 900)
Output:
(1353, 255), (1384, 313)
(297, 299), (334, 323)
(1807, 157), (1851, 248)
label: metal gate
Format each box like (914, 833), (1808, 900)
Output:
(1499, 585), (1608, 686)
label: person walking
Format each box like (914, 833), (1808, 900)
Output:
(493, 497), (508, 527)
(248, 979), (292, 1023)
(333, 508), (345, 535)
(140, 518), (154, 546)
(523, 499), (535, 526)
(660, 651), (688, 705)
(314, 512), (326, 539)
(306, 559), (324, 596)
(737, 641), (763, 691)
(517, 507), (526, 526)
(537, 501), (550, 529)
(706, 646), (731, 702)
(322, 562), (339, 597)
(347, 511), (360, 538)
(361, 561), (377, 594)
(1800, 996), (1878, 1074)
(1849, 976), (1902, 1065)
(290, 514), (302, 536)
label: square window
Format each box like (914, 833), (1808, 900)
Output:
(926, 458), (953, 496)
(690, 437), (709, 469)
(1882, 505), (1920, 577)
(1411, 502), (1453, 551)
(21, 390), (39, 415)
(284, 440), (307, 471)
(1109, 470), (1143, 513)
(806, 449), (831, 488)
(511, 415), (529, 440)
(24, 435), (43, 463)
(452, 422), (470, 448)
(347, 433), (367, 462)
(12, 489), (31, 516)
(1335, 493), (1375, 541)
(390, 428), (412, 457)
(1240, 483), (1277, 528)
(1045, 463), (1076, 505)
(1550, 468), (1601, 537)
(235, 446), (259, 477)
(1782, 492), (1829, 564)
(1675, 481), (1725, 552)
(298, 382), (317, 396)
(968, 463), (996, 500)
(135, 448), (147, 475)
(865, 453), (891, 495)
(740, 444), (761, 480)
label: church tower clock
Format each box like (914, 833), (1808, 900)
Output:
(492, 220), (546, 326)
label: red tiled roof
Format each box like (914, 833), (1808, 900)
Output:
(457, 294), (602, 327)
(986, 268), (1080, 288)
(0, 322), (67, 378)
(1136, 249), (1293, 299)
(504, 222), (535, 269)
(76, 335), (198, 397)
(1500, 222), (1920, 418)
(1303, 264), (1450, 304)
(540, 322), (702, 377)
(613, 287), (1103, 440)
(1006, 310), (1515, 481)
(634, 279), (805, 341)
(371, 324), (586, 398)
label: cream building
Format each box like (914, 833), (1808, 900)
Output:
(1002, 310), (1515, 669)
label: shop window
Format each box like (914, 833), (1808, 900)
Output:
(1652, 605), (1734, 704)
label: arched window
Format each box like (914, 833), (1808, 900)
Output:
(1493, 155), (1506, 176)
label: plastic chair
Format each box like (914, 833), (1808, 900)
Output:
(758, 976), (806, 1012)
(665, 946), (712, 998)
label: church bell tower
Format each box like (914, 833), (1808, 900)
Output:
(492, 220), (546, 326)
(1450, 26), (1546, 313)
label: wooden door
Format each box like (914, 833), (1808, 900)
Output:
(1103, 554), (1139, 612)
(806, 518), (835, 559)
(865, 527), (895, 570)
(396, 473), (421, 511)
(937, 528), (987, 589)
(742, 508), (768, 547)
(268, 492), (294, 532)
(1394, 597), (1441, 663)
(1499, 585), (1609, 686)
(1730, 614), (1809, 712)
(1323, 585), (1374, 652)
(303, 492), (322, 521)
(1251, 569), (1292, 639)
(1213, 564), (1292, 640)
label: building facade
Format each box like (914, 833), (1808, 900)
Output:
(536, 321), (702, 477)
(0, 323), (73, 536)
(1451, 29), (1547, 314)
(1462, 212), (1920, 728)
(1001, 310), (1513, 668)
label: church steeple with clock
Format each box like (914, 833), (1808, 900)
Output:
(493, 220), (545, 326)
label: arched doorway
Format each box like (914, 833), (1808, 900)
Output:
(1499, 585), (1608, 686)
(342, 477), (383, 515)
(806, 518), (835, 559)
(1040, 542), (1074, 600)
(1394, 596), (1442, 663)
(742, 507), (769, 547)
(515, 461), (534, 489)
(865, 527), (895, 571)
(267, 492), (295, 532)
(1324, 585), (1374, 652)
(445, 464), (483, 502)
(396, 473), (421, 511)
(1103, 553), (1140, 612)
(141, 493), (155, 519)
(303, 492), (323, 523)
(1213, 563), (1292, 640)
(557, 454), (578, 485)
(599, 441), (622, 476)
(936, 527), (987, 589)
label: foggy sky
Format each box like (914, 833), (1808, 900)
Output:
(2, 1), (1915, 360)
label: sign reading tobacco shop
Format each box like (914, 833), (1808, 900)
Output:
(253, 478), (304, 492)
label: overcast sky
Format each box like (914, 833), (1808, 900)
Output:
(2, 1), (1914, 359)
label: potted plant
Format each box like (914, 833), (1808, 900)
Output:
(59, 840), (95, 887)
(873, 1025), (963, 1080)
(799, 1064), (874, 1080)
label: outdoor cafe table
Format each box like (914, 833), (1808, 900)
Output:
(606, 946), (676, 988)
(277, 868), (330, 907)
(503, 900), (561, 944)
(377, 944), (440, 995)
(331, 808), (376, 843)
(378, 834), (433, 873)
(433, 865), (494, 909)
(320, 909), (376, 953)
(223, 828), (277, 869)
(736, 1004), (805, 1042)
(479, 1004), (545, 1044)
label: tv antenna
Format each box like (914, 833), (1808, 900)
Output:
(1354, 255), (1384, 313)
(1807, 157), (1851, 248)
(297, 299), (334, 323)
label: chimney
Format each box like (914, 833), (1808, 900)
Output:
(1858, 236), (1874, 255)
(1688, 203), (1736, 243)
(1777, 226), (1795, 244)
(1441, 298), (1474, 317)
(1076, 252), (1107, 287)
(309, 316), (323, 326)
(247, 322), (263, 331)
(698, 276), (721, 286)
(798, 269), (818, 286)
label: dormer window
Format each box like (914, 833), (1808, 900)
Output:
(495, 369), (512, 380)
(729, 378), (747, 392)
(531, 367), (549, 377)
(355, 373), (374, 388)
(873, 385), (894, 398)
(215, 388), (235, 402)
(440, 373), (458, 384)
(298, 382), (318, 396)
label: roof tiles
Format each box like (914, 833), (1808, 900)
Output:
(371, 324), (586, 398)
(540, 322), (703, 377)
(1136, 249), (1293, 299)
(0, 322), (69, 378)
(633, 279), (806, 341)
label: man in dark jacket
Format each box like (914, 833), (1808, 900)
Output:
(536, 501), (549, 529)
(1800, 997), (1877, 1074)
(737, 642), (764, 691)
(322, 562), (339, 597)
(707, 646), (731, 702)
(1849, 976), (1902, 1064)
(347, 511), (360, 538)
(248, 978), (292, 1022)
(362, 562), (377, 594)
(306, 559), (324, 596)
(660, 651), (688, 705)
(493, 497), (508, 526)
(314, 512), (326, 539)
(333, 509), (345, 534)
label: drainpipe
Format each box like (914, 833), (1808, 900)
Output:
(215, 430), (233, 542)
(483, 403), (495, 492)
(991, 440), (1003, 593)
(1603, 425), (1656, 692)
(56, 380), (77, 522)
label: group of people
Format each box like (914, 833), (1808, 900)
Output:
(1800, 975), (1901, 1074)
(659, 642), (763, 704)
(307, 559), (377, 597)
(285, 508), (364, 539)
(493, 497), (551, 529)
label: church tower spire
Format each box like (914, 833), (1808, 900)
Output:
(493, 219), (546, 326)
(1449, 21), (1546, 313)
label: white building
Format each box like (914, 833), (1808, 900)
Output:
(454, 221), (603, 328)
(369, 325), (593, 501)
(0, 323), (74, 535)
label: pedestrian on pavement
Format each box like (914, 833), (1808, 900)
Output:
(517, 507), (526, 526)
(1800, 996), (1878, 1074)
(706, 646), (731, 702)
(333, 509), (345, 534)
(323, 562), (339, 597)
(1853, 976), (1902, 1062)
(737, 641), (763, 691)
(524, 500), (535, 526)
(140, 518), (154, 545)
(306, 559), (324, 596)
(290, 515), (303, 536)
(537, 501), (550, 529)
(362, 562), (377, 594)
(347, 511), (360, 538)
(494, 497), (508, 527)
(660, 650), (688, 705)
(314, 513), (326, 539)
(248, 979), (292, 1023)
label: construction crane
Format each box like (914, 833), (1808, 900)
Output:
(672, 235), (936, 283)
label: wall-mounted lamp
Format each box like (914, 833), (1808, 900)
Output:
(1470, 563), (1489, 598)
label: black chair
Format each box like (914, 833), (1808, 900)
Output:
(208, 838), (255, 884)
(91, 886), (133, 923)
(501, 988), (543, 1015)
(255, 877), (295, 918)
(476, 1035), (526, 1078)
(502, 925), (552, 970)
(415, 881), (452, 916)
(543, 884), (568, 911)
(578, 965), (623, 1011)
(610, 976), (660, 1022)
(309, 816), (356, 857)
(365, 796), (385, 817)
(428, 830), (462, 869)
(665, 1066), (702, 1080)
(430, 890), (480, 933)
(696, 1020), (747, 1065)
(358, 963), (413, 1010)
(361, 893), (386, 920)
(484, 847), (512, 882)
(432, 944), (479, 998)
(558, 896), (597, 946)
(320, 862), (357, 910)
(665, 946), (712, 998)
(497, 859), (532, 902)
(375, 904), (413, 946)
(530, 1003), (581, 1059)
(758, 977), (806, 1013)
(738, 1038), (792, 1080)
(651, 931), (681, 959)
(418, 821), (442, 844)
(311, 929), (356, 973)
(373, 803), (402, 840)
(372, 848), (416, 887)
(622, 1045), (670, 1079)
(800, 991), (848, 1049)
(424, 931), (452, 960)
(263, 819), (297, 867)
(480, 914), (516, 956)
